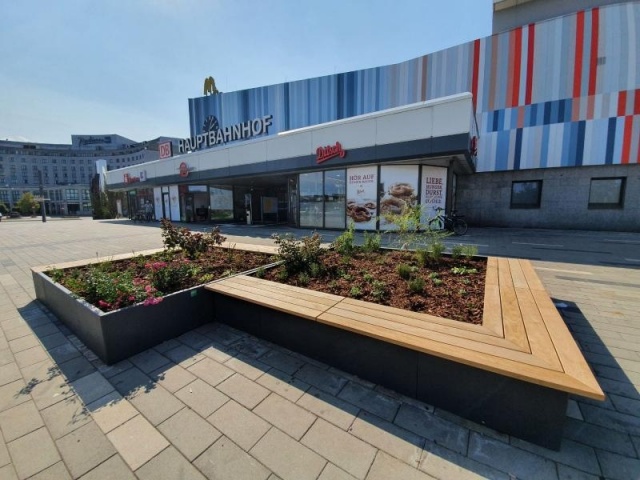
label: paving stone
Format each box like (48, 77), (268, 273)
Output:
(202, 323), (245, 345)
(0, 464), (18, 480)
(296, 387), (359, 430)
(0, 400), (44, 442)
(128, 383), (185, 426)
(598, 377), (640, 399)
(47, 342), (81, 364)
(200, 341), (234, 363)
(107, 415), (170, 471)
(4, 326), (31, 342)
(186, 356), (233, 387)
(56, 421), (117, 478)
(596, 449), (640, 480)
(433, 408), (510, 443)
(509, 437), (600, 475)
(7, 427), (61, 479)
(41, 395), (91, 439)
(130, 349), (171, 374)
(419, 440), (511, 480)
(294, 364), (348, 396)
(0, 349), (15, 367)
(257, 368), (309, 403)
(217, 372), (270, 409)
(337, 381), (400, 422)
(149, 363), (196, 393)
(31, 323), (61, 339)
(153, 338), (181, 354)
(207, 399), (270, 450)
(609, 392), (640, 416)
(0, 430), (9, 468)
(86, 391), (139, 434)
(24, 366), (72, 410)
(231, 336), (270, 358)
(28, 461), (71, 480)
(302, 418), (376, 479)
(177, 331), (211, 350)
(260, 349), (305, 375)
(317, 463), (357, 480)
(135, 446), (206, 480)
(632, 435), (640, 457)
(557, 464), (601, 480)
(225, 354), (270, 380)
(467, 432), (558, 480)
(349, 411), (424, 467)
(57, 355), (96, 382)
(175, 378), (229, 418)
(158, 408), (221, 461)
(250, 427), (326, 480)
(71, 371), (115, 405)
(195, 436), (271, 480)
(368, 451), (434, 480)
(0, 363), (21, 387)
(254, 392), (316, 440)
(579, 403), (640, 436)
(563, 418), (637, 457)
(8, 335), (39, 353)
(96, 359), (133, 379)
(78, 455), (135, 480)
(394, 404), (469, 455)
(165, 345), (205, 368)
(110, 367), (154, 398)
(38, 332), (68, 350)
(566, 399), (583, 421)
(14, 345), (48, 369)
(0, 379), (30, 413)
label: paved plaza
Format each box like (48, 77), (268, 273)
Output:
(0, 217), (638, 479)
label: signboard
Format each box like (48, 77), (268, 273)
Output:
(379, 165), (419, 231)
(420, 166), (448, 225)
(159, 142), (173, 159)
(346, 166), (377, 230)
(316, 142), (346, 164)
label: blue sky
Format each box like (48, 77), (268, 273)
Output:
(0, 0), (492, 145)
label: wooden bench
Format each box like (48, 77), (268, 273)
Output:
(205, 257), (603, 449)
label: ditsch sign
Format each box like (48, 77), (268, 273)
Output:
(178, 162), (191, 178)
(159, 142), (173, 159)
(124, 171), (146, 184)
(178, 115), (273, 154)
(316, 142), (346, 164)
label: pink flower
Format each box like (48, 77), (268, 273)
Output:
(98, 300), (110, 309)
(143, 297), (163, 306)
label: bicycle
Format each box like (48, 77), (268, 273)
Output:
(428, 208), (468, 235)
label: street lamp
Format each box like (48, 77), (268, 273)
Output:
(37, 169), (46, 223)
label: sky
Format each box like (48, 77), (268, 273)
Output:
(0, 0), (493, 145)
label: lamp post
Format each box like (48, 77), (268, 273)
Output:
(38, 169), (46, 223)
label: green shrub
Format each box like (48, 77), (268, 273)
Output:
(309, 263), (323, 278)
(349, 285), (362, 298)
(160, 219), (226, 260)
(362, 231), (382, 253)
(415, 248), (429, 267)
(371, 280), (387, 301)
(255, 266), (266, 279)
(363, 272), (374, 283)
(451, 244), (464, 259)
(429, 240), (446, 262)
(451, 266), (478, 275)
(396, 263), (412, 280)
(332, 224), (356, 256)
(298, 272), (310, 286)
(272, 232), (323, 276)
(432, 278), (443, 286)
(408, 277), (425, 293)
(461, 244), (478, 260)
(428, 272), (439, 280)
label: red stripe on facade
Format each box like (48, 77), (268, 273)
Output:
(634, 89), (640, 115)
(506, 30), (515, 107)
(512, 27), (523, 107)
(525, 23), (535, 105)
(471, 40), (480, 111)
(621, 116), (633, 164)
(588, 8), (599, 96)
(573, 10), (585, 98)
(618, 91), (628, 116)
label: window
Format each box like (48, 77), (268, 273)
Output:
(299, 172), (324, 228)
(65, 189), (79, 201)
(588, 177), (625, 208)
(511, 180), (542, 208)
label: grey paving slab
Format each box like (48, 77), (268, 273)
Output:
(0, 363), (21, 387)
(165, 344), (206, 368)
(216, 372), (270, 409)
(70, 371), (115, 405)
(7, 427), (61, 480)
(337, 381), (400, 422)
(149, 363), (197, 393)
(295, 364), (348, 396)
(225, 353), (270, 380)
(596, 450), (640, 480)
(158, 408), (221, 461)
(107, 415), (170, 471)
(0, 400), (44, 442)
(78, 455), (135, 480)
(419, 440), (511, 480)
(13, 345), (48, 369)
(556, 464), (601, 480)
(296, 387), (359, 431)
(135, 447), (206, 480)
(130, 349), (171, 374)
(318, 463), (358, 480)
(0, 379), (30, 413)
(85, 391), (139, 434)
(186, 356), (234, 387)
(0, 464), (18, 480)
(195, 436), (271, 480)
(250, 427), (326, 480)
(302, 418), (377, 479)
(254, 392), (316, 440)
(256, 368), (309, 403)
(109, 366), (154, 398)
(8, 335), (39, 354)
(28, 461), (72, 480)
(55, 421), (117, 478)
(128, 383), (185, 426)
(367, 451), (434, 480)
(207, 399), (270, 451)
(175, 378), (229, 418)
(40, 395), (91, 439)
(259, 349), (306, 375)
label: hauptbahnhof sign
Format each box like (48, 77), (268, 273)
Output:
(178, 115), (273, 154)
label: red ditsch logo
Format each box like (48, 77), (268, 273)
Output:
(470, 136), (478, 157)
(316, 142), (346, 164)
(178, 162), (190, 177)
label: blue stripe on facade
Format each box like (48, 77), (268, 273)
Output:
(540, 124), (550, 168)
(575, 121), (586, 166)
(543, 101), (552, 125)
(514, 129), (523, 170)
(557, 99), (565, 124)
(605, 117), (617, 164)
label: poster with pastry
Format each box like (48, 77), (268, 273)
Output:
(379, 165), (419, 230)
(420, 166), (448, 225)
(346, 166), (377, 230)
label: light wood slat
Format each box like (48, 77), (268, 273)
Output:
(226, 276), (344, 304)
(485, 256), (499, 285)
(514, 287), (563, 371)
(215, 243), (279, 254)
(519, 259), (547, 291)
(333, 300), (518, 349)
(482, 284), (504, 337)
(508, 258), (529, 289)
(320, 308), (550, 368)
(315, 312), (600, 398)
(498, 258), (531, 352)
(529, 287), (605, 400)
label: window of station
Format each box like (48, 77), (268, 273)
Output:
(324, 170), (346, 229)
(588, 177), (625, 208)
(510, 180), (542, 209)
(300, 172), (324, 228)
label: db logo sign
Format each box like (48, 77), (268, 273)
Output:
(159, 142), (173, 159)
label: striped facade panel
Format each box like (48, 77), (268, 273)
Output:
(189, 2), (640, 172)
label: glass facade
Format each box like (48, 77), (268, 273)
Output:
(324, 170), (346, 229)
(299, 172), (324, 228)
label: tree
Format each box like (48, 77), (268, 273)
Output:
(0, 202), (7, 215)
(16, 192), (39, 215)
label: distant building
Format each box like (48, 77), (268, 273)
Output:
(0, 135), (178, 215)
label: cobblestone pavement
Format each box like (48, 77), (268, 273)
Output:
(0, 217), (638, 479)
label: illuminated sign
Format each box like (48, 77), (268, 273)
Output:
(124, 170), (146, 184)
(159, 142), (173, 159)
(178, 115), (273, 154)
(316, 142), (346, 164)
(178, 162), (192, 178)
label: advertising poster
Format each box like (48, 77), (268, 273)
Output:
(379, 165), (419, 231)
(209, 187), (233, 220)
(346, 166), (377, 230)
(420, 166), (448, 226)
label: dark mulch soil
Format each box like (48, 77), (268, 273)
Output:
(264, 250), (486, 324)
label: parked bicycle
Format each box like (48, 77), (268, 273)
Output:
(428, 207), (468, 235)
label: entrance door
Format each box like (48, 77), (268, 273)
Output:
(288, 177), (298, 227)
(162, 193), (170, 219)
